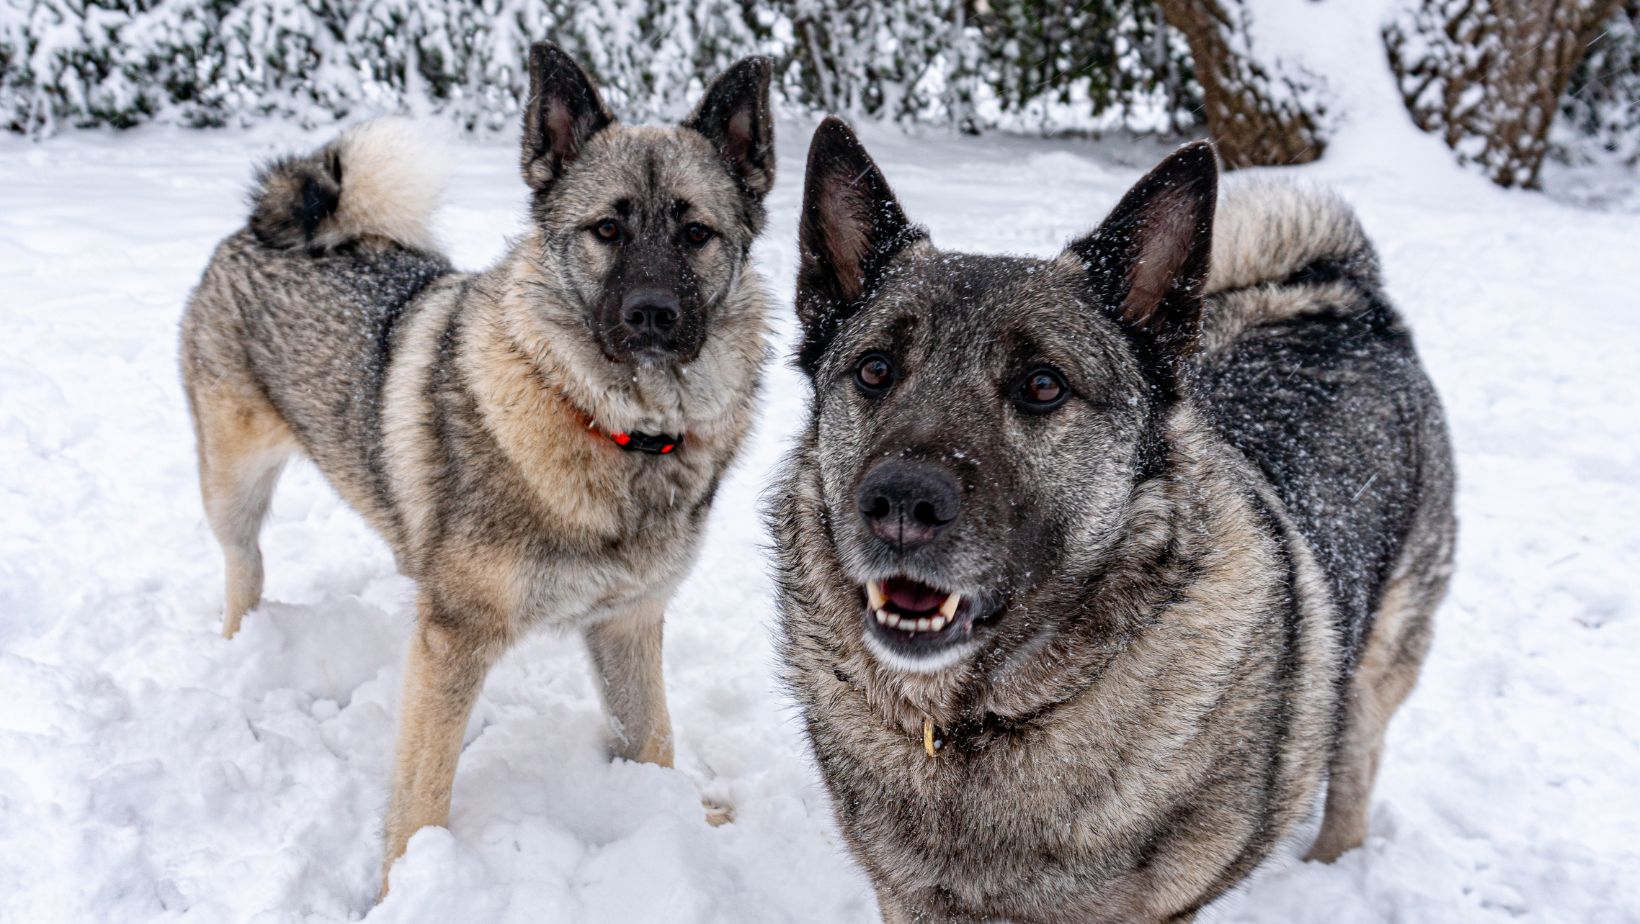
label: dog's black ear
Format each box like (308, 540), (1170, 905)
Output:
(686, 56), (775, 200)
(797, 117), (927, 374)
(1069, 141), (1217, 362)
(521, 42), (615, 194)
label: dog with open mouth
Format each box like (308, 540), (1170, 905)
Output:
(772, 118), (1455, 922)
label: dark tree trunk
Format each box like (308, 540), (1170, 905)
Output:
(1158, 0), (1329, 168)
(1384, 0), (1623, 188)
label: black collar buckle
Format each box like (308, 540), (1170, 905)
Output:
(611, 431), (682, 455)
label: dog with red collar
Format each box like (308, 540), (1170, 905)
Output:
(179, 44), (775, 896)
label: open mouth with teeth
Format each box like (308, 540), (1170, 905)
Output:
(862, 576), (983, 657)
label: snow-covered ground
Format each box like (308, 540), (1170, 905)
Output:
(1, 114), (1637, 923)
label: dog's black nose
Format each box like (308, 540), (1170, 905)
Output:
(857, 461), (960, 551)
(621, 289), (681, 338)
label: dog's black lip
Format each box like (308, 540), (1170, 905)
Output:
(600, 337), (681, 362)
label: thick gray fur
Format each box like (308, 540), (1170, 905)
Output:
(773, 121), (1455, 922)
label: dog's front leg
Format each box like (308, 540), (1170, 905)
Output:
(379, 600), (503, 898)
(873, 886), (913, 924)
(583, 598), (674, 767)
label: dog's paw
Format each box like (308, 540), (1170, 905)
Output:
(703, 796), (735, 827)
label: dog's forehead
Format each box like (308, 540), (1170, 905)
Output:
(866, 251), (1100, 354)
(566, 125), (739, 216)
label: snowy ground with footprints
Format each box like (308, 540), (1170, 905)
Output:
(2, 114), (1637, 922)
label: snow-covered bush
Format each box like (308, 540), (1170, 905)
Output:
(1555, 0), (1640, 165)
(0, 0), (1197, 136)
(1383, 0), (1629, 188)
(971, 0), (1197, 134)
(778, 0), (970, 123)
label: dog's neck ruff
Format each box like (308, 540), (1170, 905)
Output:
(833, 668), (1077, 760)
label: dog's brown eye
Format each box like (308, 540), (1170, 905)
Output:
(1015, 368), (1067, 413)
(855, 353), (894, 395)
(594, 220), (621, 242)
(685, 223), (713, 246)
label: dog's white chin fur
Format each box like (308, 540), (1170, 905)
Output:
(862, 630), (978, 675)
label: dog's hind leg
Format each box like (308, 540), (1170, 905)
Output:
(584, 598), (675, 768)
(1307, 538), (1449, 862)
(189, 380), (295, 639)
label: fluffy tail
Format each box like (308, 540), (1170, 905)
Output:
(1205, 175), (1378, 296)
(247, 118), (448, 252)
(1198, 176), (1384, 352)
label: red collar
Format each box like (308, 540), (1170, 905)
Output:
(554, 389), (683, 456)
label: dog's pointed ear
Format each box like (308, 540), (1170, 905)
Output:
(521, 42), (615, 194)
(686, 56), (775, 200)
(1069, 141), (1217, 361)
(797, 117), (927, 373)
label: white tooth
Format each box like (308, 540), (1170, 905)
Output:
(931, 615), (948, 631)
(940, 593), (962, 618)
(914, 617), (932, 632)
(866, 581), (886, 610)
(886, 613), (903, 628)
(875, 609), (889, 625)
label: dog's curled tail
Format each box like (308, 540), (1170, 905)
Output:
(1196, 176), (1383, 353)
(248, 118), (448, 252)
(1204, 175), (1379, 297)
